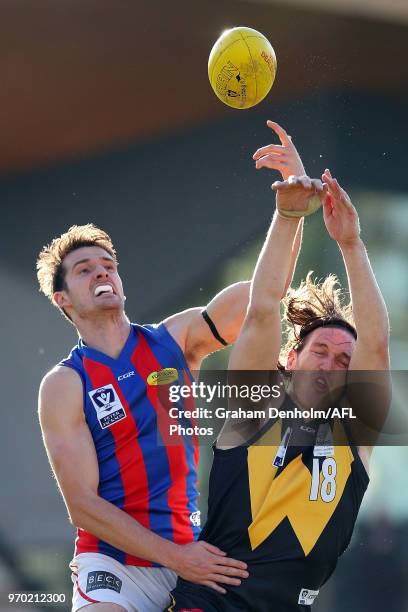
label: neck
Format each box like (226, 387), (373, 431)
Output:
(75, 311), (132, 359)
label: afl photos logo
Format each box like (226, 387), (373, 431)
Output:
(88, 384), (127, 429)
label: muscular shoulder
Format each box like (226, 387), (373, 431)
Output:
(162, 307), (204, 359)
(39, 366), (84, 429)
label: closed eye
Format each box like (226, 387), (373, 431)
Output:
(338, 359), (350, 368)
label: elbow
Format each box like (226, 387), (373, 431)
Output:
(68, 511), (80, 528)
(361, 329), (390, 357)
(359, 336), (390, 368)
(372, 341), (390, 364)
(66, 494), (94, 529)
(246, 299), (279, 323)
(67, 503), (85, 528)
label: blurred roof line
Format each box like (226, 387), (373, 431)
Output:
(240, 0), (408, 25)
(0, 0), (407, 175)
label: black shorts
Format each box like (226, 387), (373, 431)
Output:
(165, 581), (235, 612)
(166, 579), (314, 612)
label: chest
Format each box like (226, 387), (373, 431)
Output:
(81, 344), (184, 443)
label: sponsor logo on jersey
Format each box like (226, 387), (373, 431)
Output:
(298, 588), (319, 605)
(313, 423), (334, 457)
(147, 367), (178, 386)
(300, 425), (316, 434)
(189, 510), (201, 527)
(118, 370), (135, 381)
(88, 384), (127, 429)
(86, 570), (122, 594)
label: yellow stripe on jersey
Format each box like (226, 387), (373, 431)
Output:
(248, 419), (354, 556)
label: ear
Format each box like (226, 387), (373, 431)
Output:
(286, 348), (297, 370)
(53, 290), (71, 309)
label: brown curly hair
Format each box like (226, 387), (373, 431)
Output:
(37, 224), (117, 307)
(278, 272), (356, 369)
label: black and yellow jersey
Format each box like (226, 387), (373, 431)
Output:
(167, 399), (369, 611)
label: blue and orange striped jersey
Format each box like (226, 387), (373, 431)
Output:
(60, 322), (200, 566)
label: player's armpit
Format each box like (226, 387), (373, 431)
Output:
(164, 281), (251, 368)
(228, 307), (282, 371)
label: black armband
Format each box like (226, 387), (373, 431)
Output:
(201, 309), (228, 346)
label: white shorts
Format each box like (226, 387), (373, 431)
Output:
(70, 553), (177, 612)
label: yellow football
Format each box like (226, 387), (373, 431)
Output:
(208, 26), (277, 109)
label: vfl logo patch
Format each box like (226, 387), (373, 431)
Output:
(189, 511), (201, 527)
(88, 384), (127, 429)
(147, 368), (178, 386)
(86, 570), (122, 594)
(298, 588), (319, 605)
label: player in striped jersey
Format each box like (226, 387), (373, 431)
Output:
(37, 122), (305, 611)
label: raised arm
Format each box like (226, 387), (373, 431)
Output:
(320, 170), (390, 454)
(165, 121), (306, 369)
(321, 169), (390, 371)
(164, 227), (302, 370)
(229, 176), (326, 370)
(39, 367), (247, 593)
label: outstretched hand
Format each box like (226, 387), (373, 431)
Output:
(253, 121), (305, 180)
(174, 540), (249, 594)
(321, 169), (360, 246)
(272, 175), (326, 218)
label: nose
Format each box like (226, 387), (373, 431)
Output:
(318, 357), (331, 371)
(95, 265), (109, 279)
(318, 357), (342, 373)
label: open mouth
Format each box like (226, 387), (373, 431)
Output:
(94, 284), (115, 297)
(314, 376), (328, 393)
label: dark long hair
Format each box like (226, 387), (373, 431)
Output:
(278, 272), (356, 369)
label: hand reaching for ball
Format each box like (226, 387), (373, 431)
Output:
(321, 169), (360, 246)
(253, 121), (305, 180)
(272, 175), (327, 218)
